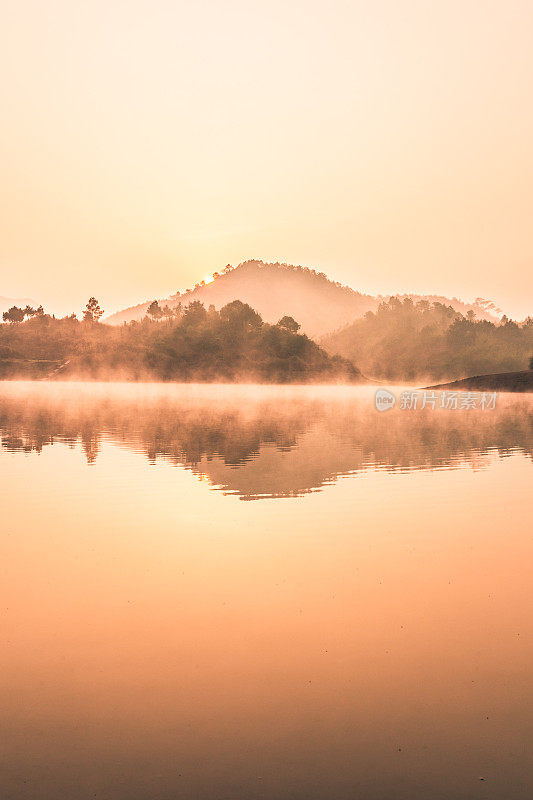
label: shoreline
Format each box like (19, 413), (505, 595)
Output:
(425, 370), (533, 393)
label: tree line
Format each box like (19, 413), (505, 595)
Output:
(0, 298), (360, 382)
(322, 297), (533, 380)
(3, 297), (104, 324)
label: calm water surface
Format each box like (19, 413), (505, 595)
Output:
(1, 382), (532, 800)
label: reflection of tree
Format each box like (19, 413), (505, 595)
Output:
(1, 387), (532, 498)
(81, 430), (99, 464)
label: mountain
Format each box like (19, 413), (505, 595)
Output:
(105, 260), (499, 337)
(105, 260), (378, 337)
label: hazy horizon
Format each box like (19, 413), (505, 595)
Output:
(2, 0), (533, 319)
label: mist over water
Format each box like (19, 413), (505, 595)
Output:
(1, 382), (533, 800)
(1, 382), (532, 499)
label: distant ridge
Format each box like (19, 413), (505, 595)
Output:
(105, 260), (499, 337)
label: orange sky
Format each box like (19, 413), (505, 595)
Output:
(1, 0), (532, 319)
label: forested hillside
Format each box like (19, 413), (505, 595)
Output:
(105, 260), (498, 336)
(105, 260), (378, 336)
(0, 300), (361, 383)
(322, 298), (533, 382)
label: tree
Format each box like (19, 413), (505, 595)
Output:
(146, 300), (163, 320)
(277, 315), (300, 333)
(83, 297), (104, 323)
(220, 300), (262, 330)
(18, 304), (44, 319)
(2, 306), (26, 323)
(183, 300), (207, 325)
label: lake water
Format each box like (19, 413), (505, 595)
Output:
(1, 382), (532, 800)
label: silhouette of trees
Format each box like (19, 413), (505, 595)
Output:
(83, 297), (104, 323)
(2, 304), (44, 323)
(219, 300), (262, 330)
(24, 305), (43, 319)
(147, 300), (164, 319)
(181, 300), (207, 325)
(0, 298), (360, 382)
(3, 306), (26, 323)
(277, 316), (300, 333)
(323, 297), (533, 381)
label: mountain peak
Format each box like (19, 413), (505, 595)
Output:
(105, 260), (376, 337)
(105, 260), (499, 336)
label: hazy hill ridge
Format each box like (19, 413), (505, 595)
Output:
(105, 260), (377, 337)
(105, 260), (498, 337)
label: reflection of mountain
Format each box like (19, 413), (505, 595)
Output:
(1, 384), (532, 500)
